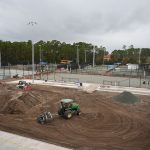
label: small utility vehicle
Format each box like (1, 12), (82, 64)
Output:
(16, 80), (27, 89)
(16, 80), (31, 89)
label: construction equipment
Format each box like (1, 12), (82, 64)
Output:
(37, 112), (53, 124)
(23, 83), (32, 91)
(13, 74), (19, 78)
(16, 81), (27, 89)
(58, 99), (80, 119)
(37, 99), (80, 124)
(16, 81), (32, 91)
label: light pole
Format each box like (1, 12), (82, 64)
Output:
(139, 48), (142, 65)
(39, 45), (42, 63)
(0, 50), (1, 68)
(31, 41), (35, 83)
(93, 46), (95, 67)
(76, 45), (79, 68)
(103, 47), (106, 65)
(27, 21), (37, 83)
(38, 45), (43, 79)
(85, 50), (87, 63)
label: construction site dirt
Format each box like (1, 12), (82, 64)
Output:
(0, 83), (150, 150)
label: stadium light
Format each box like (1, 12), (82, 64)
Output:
(27, 21), (37, 83)
(0, 50), (1, 68)
(93, 46), (95, 67)
(76, 45), (79, 68)
(139, 48), (142, 65)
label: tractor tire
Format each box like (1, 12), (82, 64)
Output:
(64, 110), (72, 119)
(58, 108), (63, 116)
(40, 121), (45, 125)
(37, 116), (45, 125)
(58, 109), (61, 115)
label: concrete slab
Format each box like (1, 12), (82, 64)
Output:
(7, 79), (80, 89)
(97, 84), (150, 95)
(7, 79), (150, 95)
(0, 130), (71, 150)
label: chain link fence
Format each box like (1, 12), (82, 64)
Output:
(0, 64), (150, 89)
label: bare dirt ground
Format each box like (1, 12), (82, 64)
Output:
(0, 82), (150, 150)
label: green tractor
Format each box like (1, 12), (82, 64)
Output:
(58, 99), (80, 119)
(37, 98), (80, 124)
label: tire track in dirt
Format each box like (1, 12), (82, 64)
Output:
(49, 94), (150, 150)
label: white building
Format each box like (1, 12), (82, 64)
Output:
(126, 64), (139, 70)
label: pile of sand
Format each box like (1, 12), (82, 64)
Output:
(113, 91), (140, 104)
(1, 91), (42, 114)
(0, 82), (11, 110)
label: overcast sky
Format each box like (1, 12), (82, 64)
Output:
(0, 0), (150, 51)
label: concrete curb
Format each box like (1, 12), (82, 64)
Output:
(0, 130), (71, 150)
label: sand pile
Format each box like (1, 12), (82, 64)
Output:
(113, 91), (140, 104)
(0, 83), (52, 115)
(0, 82), (11, 110)
(1, 92), (42, 114)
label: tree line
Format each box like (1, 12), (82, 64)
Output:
(0, 40), (107, 66)
(0, 40), (150, 66)
(111, 46), (150, 64)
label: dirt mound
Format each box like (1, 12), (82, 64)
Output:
(1, 92), (42, 114)
(0, 82), (8, 94)
(0, 83), (57, 115)
(0, 82), (11, 111)
(113, 91), (140, 104)
(2, 99), (29, 114)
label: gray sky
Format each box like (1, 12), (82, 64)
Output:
(0, 0), (150, 51)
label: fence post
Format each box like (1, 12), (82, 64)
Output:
(3, 66), (5, 80)
(23, 64), (24, 77)
(16, 65), (17, 75)
(9, 64), (11, 77)
(139, 75), (141, 88)
(47, 67), (48, 81)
